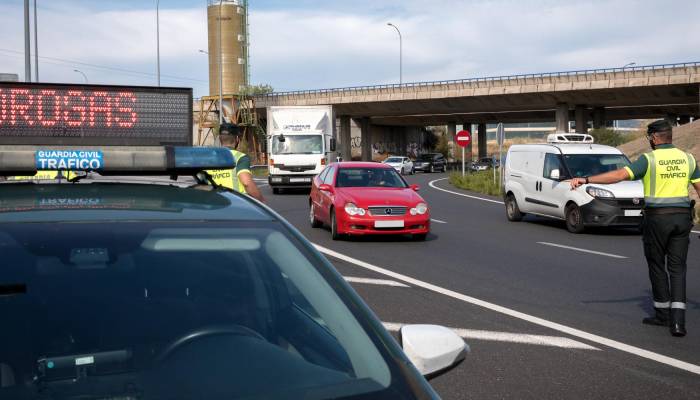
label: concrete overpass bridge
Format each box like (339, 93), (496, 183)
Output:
(254, 62), (700, 161)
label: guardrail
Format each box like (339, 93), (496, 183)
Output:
(256, 61), (700, 98)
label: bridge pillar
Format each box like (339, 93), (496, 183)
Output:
(358, 117), (373, 161)
(555, 103), (569, 132)
(478, 123), (487, 159)
(593, 107), (606, 129)
(575, 105), (588, 134)
(447, 123), (456, 161)
(339, 116), (352, 161)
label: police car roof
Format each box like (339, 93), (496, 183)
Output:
(0, 183), (273, 223)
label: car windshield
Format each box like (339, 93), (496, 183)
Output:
(384, 157), (402, 163)
(562, 154), (630, 178)
(0, 220), (396, 399)
(417, 155), (435, 161)
(271, 135), (323, 155)
(336, 168), (408, 188)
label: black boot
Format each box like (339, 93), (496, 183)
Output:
(643, 307), (670, 326)
(670, 309), (686, 337)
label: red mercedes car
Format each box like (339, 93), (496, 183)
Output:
(309, 162), (430, 240)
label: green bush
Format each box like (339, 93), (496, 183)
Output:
(589, 128), (635, 147)
(435, 134), (449, 158)
(449, 171), (502, 197)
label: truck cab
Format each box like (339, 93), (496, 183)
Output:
(267, 106), (335, 194)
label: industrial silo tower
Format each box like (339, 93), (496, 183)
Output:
(207, 0), (249, 95)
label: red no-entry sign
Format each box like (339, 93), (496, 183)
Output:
(456, 130), (471, 148)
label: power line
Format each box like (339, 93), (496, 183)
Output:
(0, 48), (207, 84)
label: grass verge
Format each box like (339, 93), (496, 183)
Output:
(449, 171), (503, 197)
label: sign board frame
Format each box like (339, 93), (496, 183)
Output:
(0, 82), (193, 146)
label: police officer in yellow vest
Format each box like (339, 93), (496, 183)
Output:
(205, 123), (265, 203)
(570, 120), (700, 337)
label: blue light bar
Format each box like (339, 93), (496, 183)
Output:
(172, 147), (234, 170)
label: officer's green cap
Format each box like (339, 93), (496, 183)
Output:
(647, 120), (672, 134)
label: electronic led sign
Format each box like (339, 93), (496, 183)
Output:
(0, 82), (192, 146)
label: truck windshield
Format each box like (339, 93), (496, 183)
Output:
(562, 154), (630, 178)
(272, 135), (323, 155)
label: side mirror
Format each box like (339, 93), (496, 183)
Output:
(400, 324), (468, 378)
(410, 184), (420, 191)
(318, 184), (334, 194)
(550, 169), (560, 180)
(329, 138), (337, 152)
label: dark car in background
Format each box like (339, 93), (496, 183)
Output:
(470, 157), (500, 172)
(413, 153), (447, 173)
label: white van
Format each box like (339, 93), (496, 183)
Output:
(503, 133), (644, 233)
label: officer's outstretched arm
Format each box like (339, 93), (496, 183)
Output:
(569, 168), (630, 189)
(238, 171), (265, 203)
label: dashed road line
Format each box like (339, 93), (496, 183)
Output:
(537, 242), (628, 259)
(428, 178), (504, 204)
(382, 322), (599, 350)
(430, 218), (447, 224)
(314, 243), (700, 375)
(344, 276), (410, 287)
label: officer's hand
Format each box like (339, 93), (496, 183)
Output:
(568, 177), (586, 190)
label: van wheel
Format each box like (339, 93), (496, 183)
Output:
(505, 194), (524, 222)
(309, 203), (321, 228)
(565, 204), (585, 233)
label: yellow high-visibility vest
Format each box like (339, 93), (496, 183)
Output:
(642, 147), (696, 207)
(204, 149), (249, 194)
(7, 171), (60, 181)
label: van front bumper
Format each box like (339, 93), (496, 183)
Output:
(580, 198), (643, 227)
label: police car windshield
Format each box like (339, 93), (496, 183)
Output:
(563, 154), (630, 178)
(0, 220), (399, 399)
(272, 135), (323, 155)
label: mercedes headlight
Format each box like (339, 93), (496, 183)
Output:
(344, 202), (366, 216)
(586, 186), (615, 199)
(410, 202), (428, 215)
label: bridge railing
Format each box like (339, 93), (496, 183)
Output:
(257, 61), (700, 98)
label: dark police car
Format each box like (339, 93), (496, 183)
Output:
(0, 82), (466, 400)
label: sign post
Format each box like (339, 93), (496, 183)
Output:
(496, 123), (505, 188)
(455, 130), (471, 177)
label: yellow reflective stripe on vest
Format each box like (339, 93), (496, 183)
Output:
(205, 149), (247, 194)
(642, 148), (691, 207)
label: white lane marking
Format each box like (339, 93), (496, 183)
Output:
(344, 276), (409, 287)
(313, 243), (700, 375)
(537, 242), (628, 259)
(430, 218), (447, 224)
(428, 178), (504, 205)
(382, 322), (599, 351)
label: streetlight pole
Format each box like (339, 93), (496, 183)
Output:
(156, 0), (161, 86)
(33, 0), (39, 81)
(198, 49), (208, 55)
(218, 0), (223, 126)
(24, 0), (31, 82)
(74, 69), (88, 84)
(387, 22), (402, 85)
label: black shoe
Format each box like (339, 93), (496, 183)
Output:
(643, 308), (670, 326)
(670, 309), (686, 337)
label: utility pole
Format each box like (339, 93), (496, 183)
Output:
(24, 0), (31, 82)
(33, 0), (39, 81)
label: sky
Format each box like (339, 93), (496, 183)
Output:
(0, 0), (698, 98)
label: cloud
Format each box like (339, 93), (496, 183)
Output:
(1, 0), (698, 97)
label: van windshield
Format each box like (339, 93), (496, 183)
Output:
(562, 154), (630, 178)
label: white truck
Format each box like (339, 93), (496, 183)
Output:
(266, 106), (335, 194)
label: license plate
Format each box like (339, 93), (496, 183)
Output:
(289, 178), (310, 183)
(374, 220), (404, 228)
(624, 209), (642, 217)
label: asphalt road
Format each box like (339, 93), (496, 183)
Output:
(258, 172), (700, 400)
